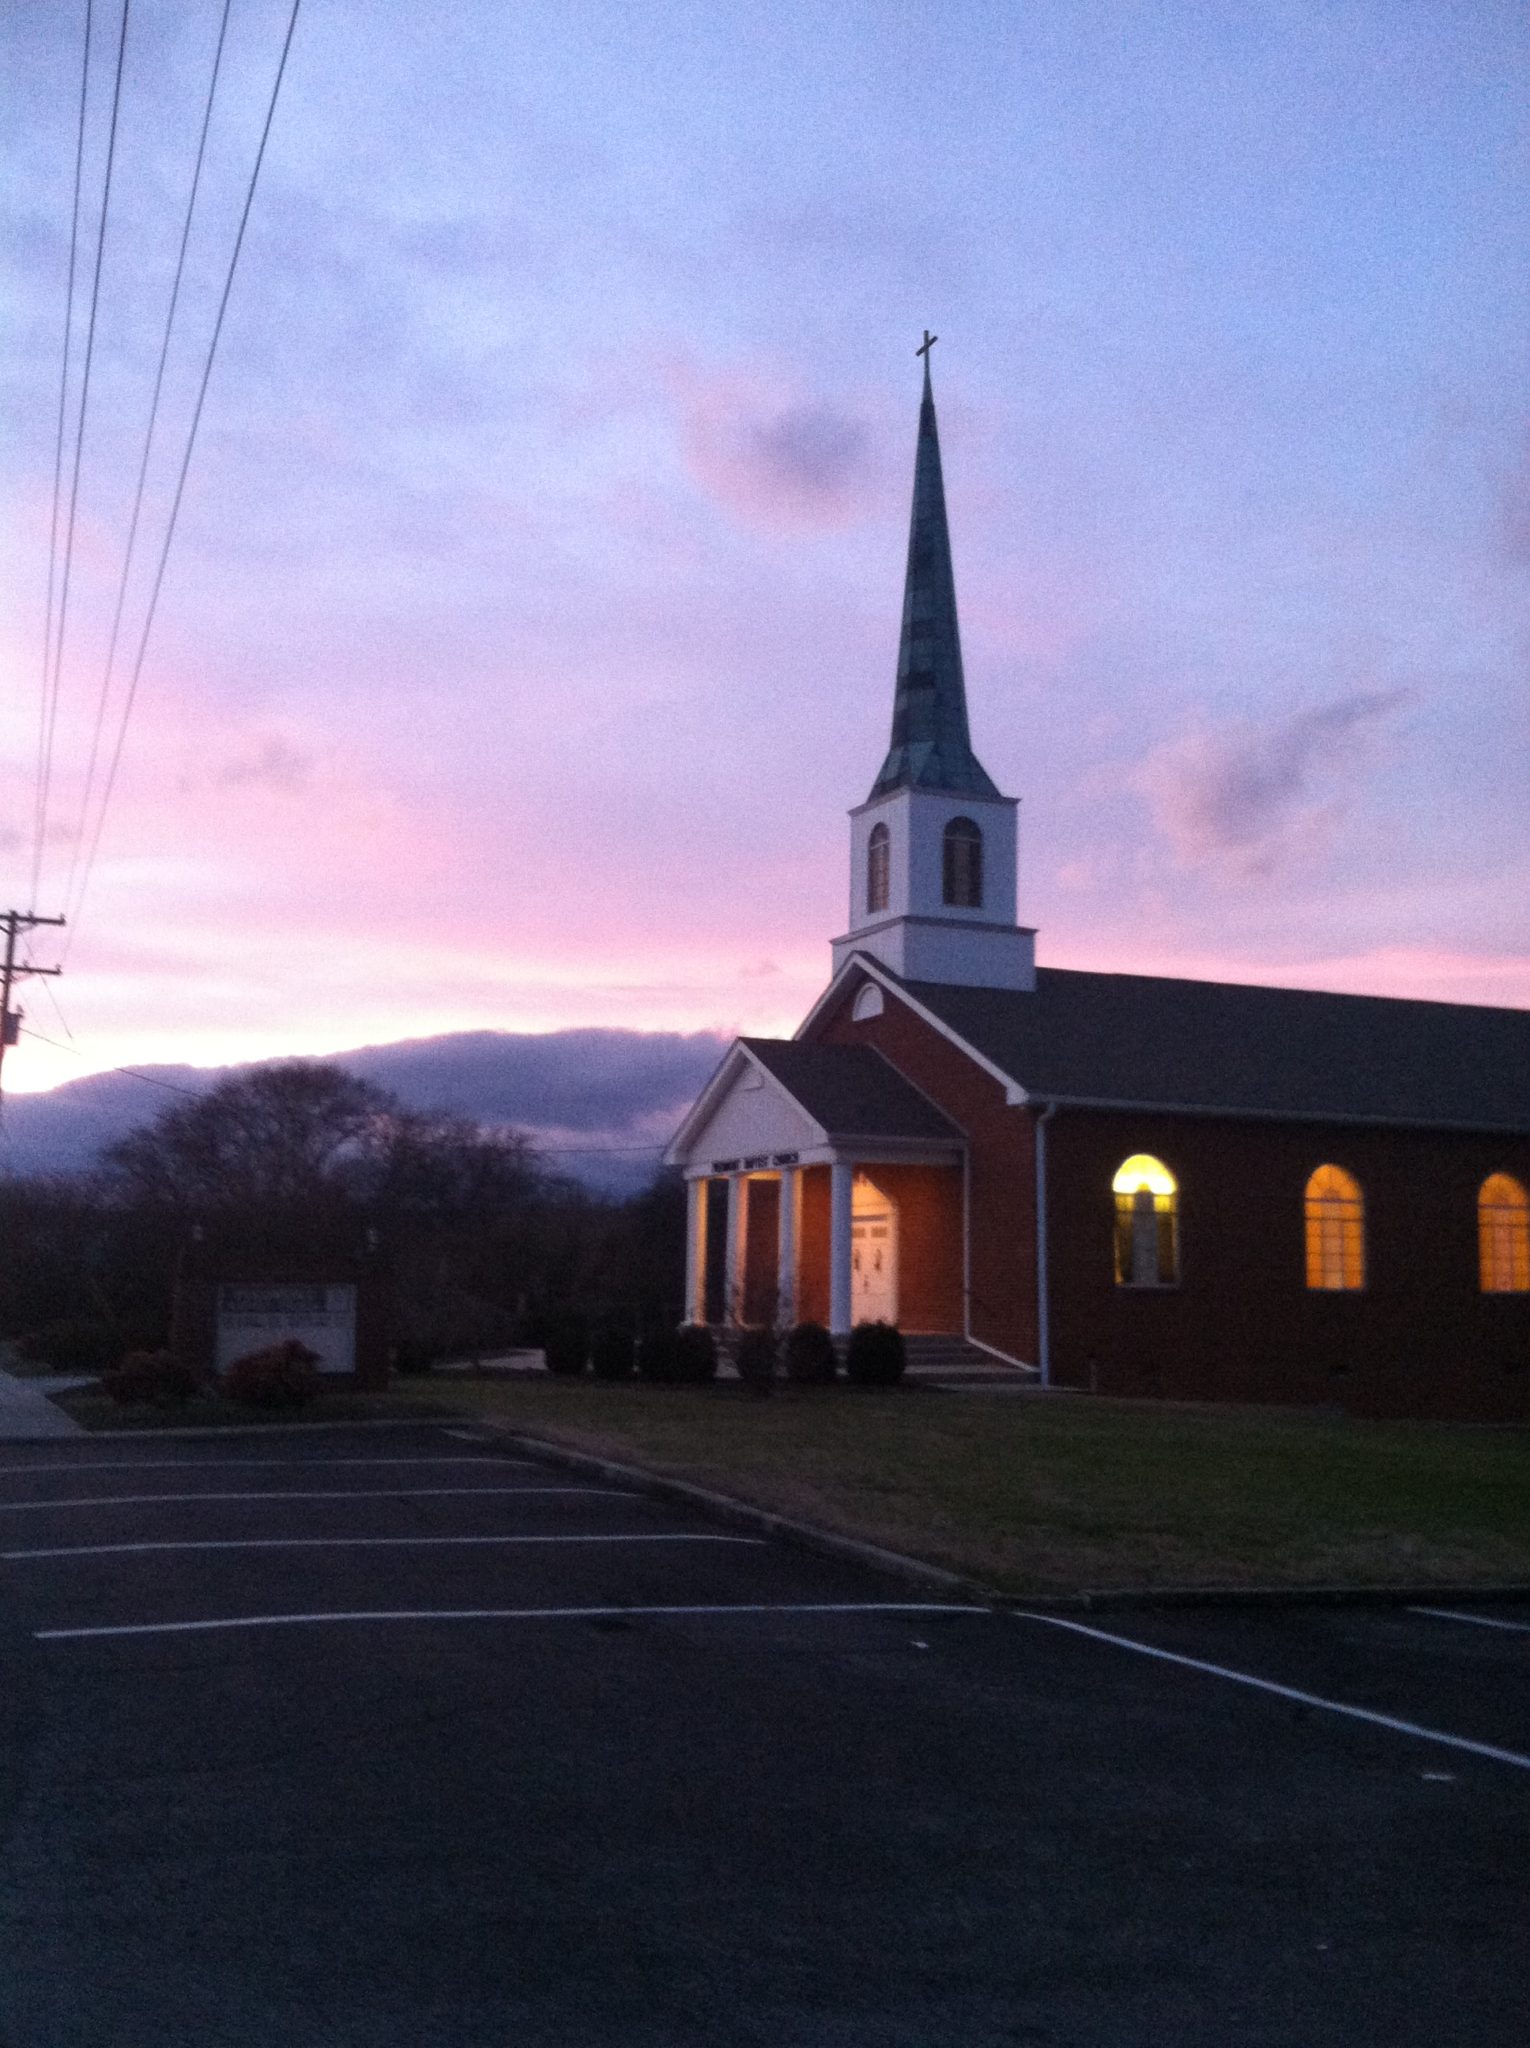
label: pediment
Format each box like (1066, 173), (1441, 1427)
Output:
(674, 1052), (820, 1170)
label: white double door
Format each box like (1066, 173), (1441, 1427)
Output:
(850, 1205), (898, 1325)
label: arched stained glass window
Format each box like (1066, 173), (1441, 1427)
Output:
(1113, 1154), (1179, 1287)
(1305, 1165), (1364, 1290)
(1479, 1174), (1530, 1293)
(866, 822), (890, 914)
(942, 816), (983, 908)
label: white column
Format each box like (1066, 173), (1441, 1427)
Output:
(685, 1178), (707, 1325)
(723, 1175), (744, 1327)
(776, 1170), (797, 1329)
(829, 1160), (854, 1336)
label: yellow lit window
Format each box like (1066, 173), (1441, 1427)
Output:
(1305, 1164), (1364, 1290)
(1112, 1154), (1179, 1287)
(1479, 1173), (1530, 1293)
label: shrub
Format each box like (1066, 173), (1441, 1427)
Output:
(102, 1349), (201, 1407)
(590, 1324), (636, 1381)
(542, 1314), (588, 1376)
(845, 1320), (906, 1387)
(783, 1321), (838, 1385)
(222, 1339), (322, 1409)
(15, 1317), (120, 1376)
(670, 1322), (718, 1384)
(391, 1339), (437, 1376)
(733, 1324), (777, 1394)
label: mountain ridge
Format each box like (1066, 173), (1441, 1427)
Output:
(0, 1026), (732, 1194)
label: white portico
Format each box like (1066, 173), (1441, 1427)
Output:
(664, 1038), (963, 1336)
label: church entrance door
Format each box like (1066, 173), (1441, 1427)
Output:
(851, 1198), (898, 1326)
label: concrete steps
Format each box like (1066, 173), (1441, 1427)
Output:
(899, 1335), (1038, 1386)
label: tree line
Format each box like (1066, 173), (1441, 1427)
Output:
(0, 1061), (685, 1373)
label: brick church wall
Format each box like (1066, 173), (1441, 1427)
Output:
(855, 1163), (964, 1332)
(808, 977), (1039, 1362)
(1045, 1111), (1530, 1423)
(804, 969), (1530, 1416)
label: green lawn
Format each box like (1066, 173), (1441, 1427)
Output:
(390, 1376), (1530, 1598)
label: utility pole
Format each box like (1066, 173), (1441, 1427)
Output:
(0, 910), (65, 1103)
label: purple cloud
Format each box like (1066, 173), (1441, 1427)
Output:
(1136, 689), (1410, 875)
(216, 736), (312, 792)
(677, 365), (875, 528)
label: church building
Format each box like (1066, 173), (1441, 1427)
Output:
(666, 349), (1530, 1422)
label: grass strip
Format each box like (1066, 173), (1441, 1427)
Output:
(50, 1389), (457, 1432)
(390, 1377), (1530, 1599)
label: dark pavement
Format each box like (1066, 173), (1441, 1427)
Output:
(0, 1423), (1525, 2047)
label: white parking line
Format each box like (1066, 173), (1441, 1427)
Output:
(0, 1486), (635, 1512)
(6, 1533), (763, 1560)
(1411, 1607), (1530, 1636)
(0, 1458), (532, 1477)
(37, 1602), (991, 1641)
(1018, 1612), (1530, 1774)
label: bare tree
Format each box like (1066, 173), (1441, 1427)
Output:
(104, 1063), (394, 1217)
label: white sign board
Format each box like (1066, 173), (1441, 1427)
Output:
(215, 1283), (357, 1376)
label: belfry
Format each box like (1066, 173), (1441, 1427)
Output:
(832, 338), (1033, 993)
(665, 343), (1530, 1420)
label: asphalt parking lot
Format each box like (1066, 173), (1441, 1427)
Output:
(0, 1422), (1525, 2048)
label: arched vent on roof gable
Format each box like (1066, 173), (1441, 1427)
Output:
(852, 984), (885, 1022)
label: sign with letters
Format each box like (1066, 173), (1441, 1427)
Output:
(215, 1282), (357, 1376)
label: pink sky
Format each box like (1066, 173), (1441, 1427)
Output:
(2, 1), (1527, 1099)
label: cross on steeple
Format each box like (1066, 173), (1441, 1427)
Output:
(916, 330), (938, 362)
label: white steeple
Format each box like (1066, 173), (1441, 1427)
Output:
(830, 343), (1034, 992)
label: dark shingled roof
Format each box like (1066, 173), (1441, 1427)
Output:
(889, 967), (1530, 1134)
(741, 1039), (961, 1143)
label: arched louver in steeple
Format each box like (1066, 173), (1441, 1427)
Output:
(866, 823), (890, 913)
(942, 816), (983, 907)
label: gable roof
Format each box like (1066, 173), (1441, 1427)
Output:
(824, 958), (1530, 1135)
(739, 1039), (962, 1143)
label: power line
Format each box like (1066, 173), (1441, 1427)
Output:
(38, 973), (78, 1046)
(17, 1024), (204, 1099)
(63, 0), (306, 957)
(63, 0), (237, 924)
(35, 0), (130, 913)
(31, 0), (96, 912)
(537, 1143), (669, 1157)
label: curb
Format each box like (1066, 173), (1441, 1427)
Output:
(476, 1425), (985, 1598)
(0, 1413), (460, 1444)
(474, 1424), (1530, 1616)
(1003, 1580), (1530, 1614)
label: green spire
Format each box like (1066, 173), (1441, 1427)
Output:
(870, 346), (999, 802)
